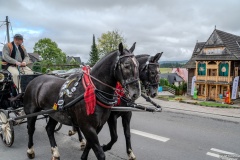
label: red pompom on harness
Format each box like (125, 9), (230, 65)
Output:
(82, 66), (96, 115)
(115, 82), (125, 106)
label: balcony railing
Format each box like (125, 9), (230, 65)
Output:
(197, 76), (205, 81)
(206, 76), (216, 81)
(196, 75), (232, 83)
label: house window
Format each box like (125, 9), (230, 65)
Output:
(219, 63), (229, 76)
(198, 63), (206, 75)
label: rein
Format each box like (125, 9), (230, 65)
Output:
(82, 70), (117, 91)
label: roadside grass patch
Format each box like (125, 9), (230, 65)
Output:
(157, 95), (186, 101)
(159, 68), (172, 73)
(198, 101), (236, 108)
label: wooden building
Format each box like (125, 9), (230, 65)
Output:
(185, 29), (240, 101)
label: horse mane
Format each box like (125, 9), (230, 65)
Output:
(92, 50), (118, 70)
(93, 49), (133, 68)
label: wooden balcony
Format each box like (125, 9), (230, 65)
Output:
(207, 64), (218, 69)
(196, 75), (232, 83)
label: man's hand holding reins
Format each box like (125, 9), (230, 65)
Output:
(15, 61), (26, 67)
(21, 62), (26, 67)
(16, 61), (21, 66)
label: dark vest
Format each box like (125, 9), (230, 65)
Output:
(10, 41), (25, 61)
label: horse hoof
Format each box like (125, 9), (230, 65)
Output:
(129, 157), (136, 160)
(80, 139), (86, 151)
(102, 144), (108, 152)
(128, 150), (136, 160)
(51, 157), (60, 160)
(68, 130), (76, 136)
(27, 152), (35, 159)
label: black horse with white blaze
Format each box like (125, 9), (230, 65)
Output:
(102, 53), (163, 160)
(23, 43), (141, 160)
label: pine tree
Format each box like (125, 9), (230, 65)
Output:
(88, 34), (99, 66)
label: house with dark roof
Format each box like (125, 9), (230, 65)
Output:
(159, 73), (185, 87)
(67, 56), (81, 64)
(27, 53), (42, 68)
(185, 29), (240, 101)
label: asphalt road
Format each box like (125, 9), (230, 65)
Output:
(0, 102), (240, 160)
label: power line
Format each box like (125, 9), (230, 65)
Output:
(9, 22), (14, 37)
(0, 22), (5, 28)
(8, 17), (14, 38)
(4, 34), (6, 44)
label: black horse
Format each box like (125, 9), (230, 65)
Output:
(23, 43), (141, 160)
(69, 53), (163, 159)
(102, 53), (162, 160)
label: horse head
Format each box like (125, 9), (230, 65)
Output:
(139, 52), (163, 98)
(114, 42), (141, 101)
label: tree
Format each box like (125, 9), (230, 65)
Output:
(97, 30), (127, 55)
(88, 34), (100, 66)
(33, 38), (66, 65)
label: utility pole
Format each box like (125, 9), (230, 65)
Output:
(6, 16), (10, 43)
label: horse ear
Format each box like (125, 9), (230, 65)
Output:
(119, 42), (124, 55)
(129, 42), (136, 53)
(152, 52), (163, 62)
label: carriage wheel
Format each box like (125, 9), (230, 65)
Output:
(54, 123), (62, 132)
(0, 109), (14, 147)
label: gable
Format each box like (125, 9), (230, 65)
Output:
(199, 30), (228, 56)
(205, 30), (224, 46)
(67, 56), (81, 64)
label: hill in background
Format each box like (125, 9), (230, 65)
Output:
(159, 60), (187, 68)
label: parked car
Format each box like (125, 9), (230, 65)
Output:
(59, 68), (82, 78)
(49, 70), (66, 77)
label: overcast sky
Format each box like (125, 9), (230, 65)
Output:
(1, 0), (240, 62)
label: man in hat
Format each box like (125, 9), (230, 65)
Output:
(2, 33), (33, 93)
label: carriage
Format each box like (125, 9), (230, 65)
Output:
(0, 70), (63, 147)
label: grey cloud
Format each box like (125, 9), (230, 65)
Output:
(1, 0), (240, 62)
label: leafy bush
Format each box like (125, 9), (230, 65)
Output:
(159, 78), (170, 87)
(32, 62), (41, 73)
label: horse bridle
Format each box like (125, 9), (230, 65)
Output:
(141, 56), (159, 89)
(114, 53), (139, 88)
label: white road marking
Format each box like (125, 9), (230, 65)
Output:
(206, 148), (239, 159)
(130, 129), (170, 142)
(206, 152), (220, 158)
(211, 148), (235, 155)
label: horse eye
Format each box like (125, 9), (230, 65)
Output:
(124, 64), (131, 69)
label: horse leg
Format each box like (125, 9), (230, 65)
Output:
(81, 126), (105, 160)
(45, 117), (60, 160)
(102, 114), (118, 152)
(27, 116), (37, 159)
(122, 112), (136, 160)
(75, 127), (86, 150)
(81, 142), (91, 160)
